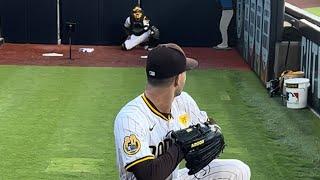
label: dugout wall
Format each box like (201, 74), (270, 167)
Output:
(61, 0), (227, 46)
(0, 0), (57, 44)
(0, 0), (237, 46)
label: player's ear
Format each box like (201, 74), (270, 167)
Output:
(174, 75), (179, 87)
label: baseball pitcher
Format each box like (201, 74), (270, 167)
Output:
(114, 43), (251, 179)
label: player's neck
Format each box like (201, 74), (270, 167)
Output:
(144, 88), (174, 114)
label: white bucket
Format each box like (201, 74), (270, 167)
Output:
(284, 78), (310, 109)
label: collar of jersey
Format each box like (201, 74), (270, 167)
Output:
(141, 94), (172, 121)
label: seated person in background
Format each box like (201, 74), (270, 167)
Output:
(122, 6), (160, 51)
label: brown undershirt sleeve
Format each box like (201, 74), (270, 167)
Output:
(129, 143), (184, 180)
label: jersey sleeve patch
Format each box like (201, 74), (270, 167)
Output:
(123, 134), (141, 155)
(179, 113), (189, 128)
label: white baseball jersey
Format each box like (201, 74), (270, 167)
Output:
(114, 91), (208, 180)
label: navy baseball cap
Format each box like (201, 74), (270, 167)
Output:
(146, 43), (198, 79)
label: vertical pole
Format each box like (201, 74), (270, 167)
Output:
(267, 0), (284, 80)
(69, 29), (72, 60)
(57, 0), (61, 44)
(0, 16), (2, 37)
(0, 16), (3, 45)
(0, 16), (2, 38)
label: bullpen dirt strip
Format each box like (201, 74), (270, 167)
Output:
(0, 44), (250, 70)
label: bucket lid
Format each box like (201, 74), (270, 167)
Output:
(284, 78), (310, 84)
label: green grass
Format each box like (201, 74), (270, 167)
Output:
(305, 7), (320, 17)
(0, 66), (319, 179)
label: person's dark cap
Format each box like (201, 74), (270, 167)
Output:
(146, 43), (198, 79)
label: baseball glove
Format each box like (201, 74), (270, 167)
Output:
(171, 123), (225, 175)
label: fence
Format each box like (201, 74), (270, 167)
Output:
(236, 0), (284, 83)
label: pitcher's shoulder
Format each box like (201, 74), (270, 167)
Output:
(175, 91), (194, 101)
(115, 96), (147, 123)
